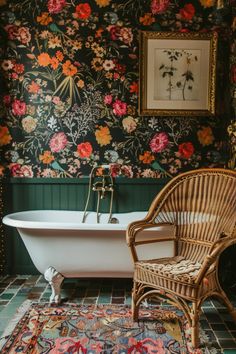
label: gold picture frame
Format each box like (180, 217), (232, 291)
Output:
(139, 31), (217, 116)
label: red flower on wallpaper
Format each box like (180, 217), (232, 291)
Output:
(129, 81), (138, 94)
(77, 142), (93, 158)
(47, 0), (66, 14)
(12, 99), (26, 116)
(74, 3), (91, 20)
(178, 142), (194, 159)
(179, 3), (195, 20)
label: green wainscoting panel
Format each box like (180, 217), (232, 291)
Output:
(2, 177), (169, 274)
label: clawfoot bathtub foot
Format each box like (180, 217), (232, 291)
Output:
(44, 267), (64, 304)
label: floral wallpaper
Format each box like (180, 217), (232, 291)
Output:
(0, 0), (234, 178)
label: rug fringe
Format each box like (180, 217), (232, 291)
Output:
(0, 300), (32, 350)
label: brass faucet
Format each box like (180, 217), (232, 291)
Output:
(82, 165), (115, 223)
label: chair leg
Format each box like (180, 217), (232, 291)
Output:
(132, 281), (139, 322)
(191, 302), (200, 349)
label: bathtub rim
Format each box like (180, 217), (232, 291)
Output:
(2, 210), (148, 231)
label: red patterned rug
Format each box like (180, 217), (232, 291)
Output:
(0, 302), (216, 353)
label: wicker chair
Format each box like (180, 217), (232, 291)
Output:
(126, 168), (236, 348)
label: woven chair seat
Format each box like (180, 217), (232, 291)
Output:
(137, 256), (201, 284)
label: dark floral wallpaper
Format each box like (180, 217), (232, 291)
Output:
(0, 0), (234, 178)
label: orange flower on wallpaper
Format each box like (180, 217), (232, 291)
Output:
(51, 57), (59, 70)
(39, 150), (55, 164)
(56, 51), (64, 62)
(62, 60), (78, 76)
(95, 0), (111, 7)
(199, 0), (215, 8)
(95, 28), (104, 38)
(95, 126), (112, 146)
(197, 126), (214, 146)
(0, 165), (5, 177)
(139, 13), (155, 26)
(28, 81), (40, 94)
(0, 125), (12, 146)
(38, 53), (51, 67)
(36, 12), (53, 25)
(139, 151), (155, 164)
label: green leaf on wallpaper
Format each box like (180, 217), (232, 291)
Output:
(152, 161), (166, 171)
(51, 161), (64, 172)
(49, 23), (63, 33)
(151, 161), (172, 178)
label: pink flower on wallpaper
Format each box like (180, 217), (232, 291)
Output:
(12, 99), (26, 116)
(119, 27), (133, 46)
(49, 132), (68, 152)
(47, 0), (66, 14)
(9, 163), (33, 177)
(77, 142), (93, 158)
(104, 95), (113, 105)
(109, 25), (121, 41)
(112, 99), (127, 116)
(151, 0), (170, 14)
(16, 27), (31, 45)
(4, 25), (31, 44)
(9, 163), (21, 177)
(5, 24), (19, 40)
(150, 132), (169, 153)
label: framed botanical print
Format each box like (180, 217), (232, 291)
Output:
(139, 31), (218, 116)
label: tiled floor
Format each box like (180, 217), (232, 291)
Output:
(0, 275), (236, 353)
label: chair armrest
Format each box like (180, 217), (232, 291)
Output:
(126, 219), (175, 263)
(126, 219), (175, 246)
(195, 235), (236, 285)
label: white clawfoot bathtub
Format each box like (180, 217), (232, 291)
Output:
(3, 210), (174, 303)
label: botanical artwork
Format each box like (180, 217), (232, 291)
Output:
(0, 0), (234, 178)
(156, 49), (200, 101)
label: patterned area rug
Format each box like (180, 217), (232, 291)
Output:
(0, 302), (217, 354)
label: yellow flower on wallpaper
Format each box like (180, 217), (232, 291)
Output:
(199, 0), (215, 8)
(95, 0), (111, 8)
(197, 126), (214, 146)
(95, 126), (112, 146)
(0, 126), (12, 146)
